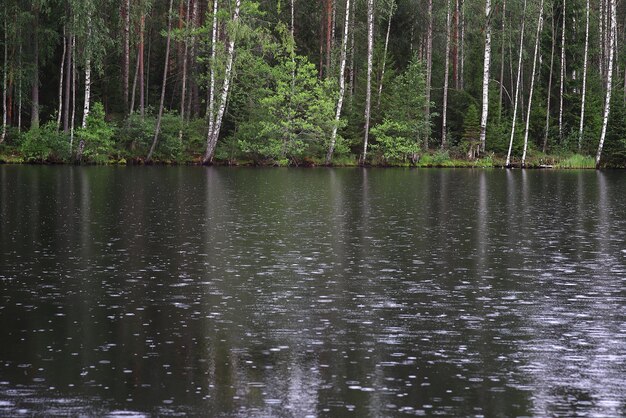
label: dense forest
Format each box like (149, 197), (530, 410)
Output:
(0, 0), (624, 167)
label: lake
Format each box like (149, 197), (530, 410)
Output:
(0, 166), (625, 417)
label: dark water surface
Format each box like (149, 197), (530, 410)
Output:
(0, 166), (625, 417)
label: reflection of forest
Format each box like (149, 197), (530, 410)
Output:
(0, 167), (625, 416)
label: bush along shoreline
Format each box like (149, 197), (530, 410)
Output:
(0, 102), (619, 170)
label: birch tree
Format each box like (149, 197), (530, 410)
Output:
(146, 0), (174, 162)
(522, 0), (544, 167)
(326, 0), (351, 164)
(362, 0), (374, 163)
(578, 0), (590, 150)
(203, 0), (242, 165)
(442, 0), (451, 148)
(505, 0), (527, 168)
(595, 0), (616, 168)
(479, 0), (492, 154)
(81, 23), (92, 129)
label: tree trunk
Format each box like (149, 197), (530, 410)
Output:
(139, 14), (145, 117)
(599, 0), (604, 79)
(425, 0), (433, 150)
(479, 0), (492, 154)
(558, 0), (566, 140)
(70, 36), (76, 152)
(595, 0), (616, 168)
(17, 36), (22, 133)
(129, 49), (140, 115)
(187, 0), (199, 119)
(178, 0), (191, 141)
(203, 0), (242, 164)
(325, 0), (332, 77)
(459, 0), (465, 90)
(505, 0), (527, 167)
(442, 0), (452, 148)
(348, 0), (355, 99)
(147, 0), (174, 162)
(122, 0), (130, 113)
(82, 17), (93, 130)
(326, 0), (351, 164)
(543, 3), (556, 153)
(578, 0), (590, 150)
(205, 0), (219, 159)
(498, 0), (506, 124)
(362, 0), (374, 164)
(453, 0), (459, 89)
(377, 0), (394, 109)
(63, 32), (72, 132)
(1, 6), (7, 144)
(31, 8), (40, 129)
(57, 27), (67, 131)
(522, 0), (544, 167)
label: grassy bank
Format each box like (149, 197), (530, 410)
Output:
(0, 143), (605, 169)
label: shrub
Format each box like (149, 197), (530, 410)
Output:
(20, 121), (70, 162)
(75, 102), (115, 164)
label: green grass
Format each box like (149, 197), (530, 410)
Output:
(555, 154), (596, 169)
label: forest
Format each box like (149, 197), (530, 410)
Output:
(0, 0), (624, 167)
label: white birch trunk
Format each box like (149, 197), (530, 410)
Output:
(522, 0), (544, 167)
(599, 0), (604, 78)
(479, 0), (492, 154)
(326, 0), (351, 164)
(558, 0), (566, 140)
(205, 0), (219, 155)
(377, 0), (394, 109)
(56, 27), (67, 132)
(595, 0), (616, 168)
(442, 0), (451, 148)
(362, 0), (374, 163)
(505, 0), (527, 167)
(147, 0), (174, 162)
(578, 0), (590, 150)
(203, 0), (241, 164)
(361, 0), (374, 164)
(81, 58), (91, 129)
(82, 17), (93, 130)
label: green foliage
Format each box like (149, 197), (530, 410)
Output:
(461, 104), (481, 154)
(370, 120), (420, 162)
(20, 121), (69, 163)
(371, 56), (427, 162)
(76, 103), (115, 164)
(117, 111), (187, 162)
(234, 30), (336, 164)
